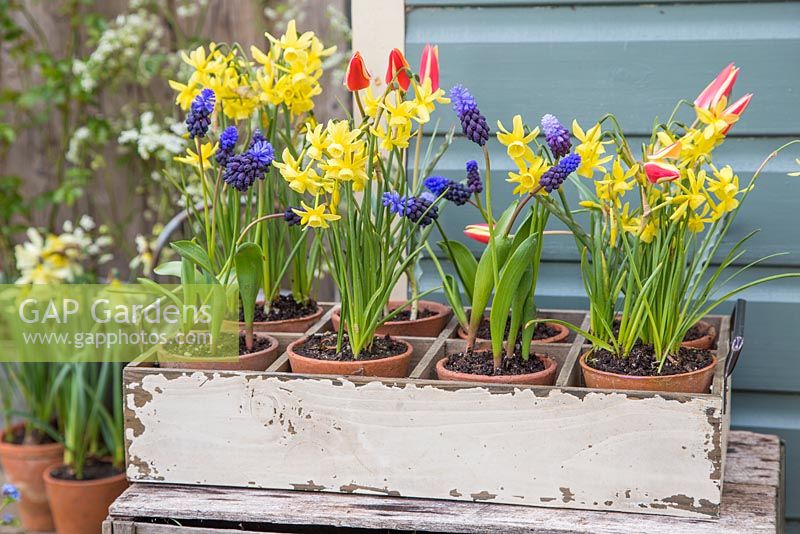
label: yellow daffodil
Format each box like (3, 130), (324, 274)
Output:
(173, 142), (218, 169)
(180, 45), (223, 77)
(325, 121), (361, 159)
(597, 160), (637, 207)
(305, 123), (331, 160)
(293, 201), (340, 229)
(506, 157), (550, 196)
(321, 147), (369, 190)
(573, 120), (612, 179)
(695, 96), (740, 140)
(496, 115), (538, 164)
(362, 86), (382, 119)
(668, 168), (708, 221)
(687, 204), (715, 233)
(274, 148), (321, 194)
(707, 164), (748, 213)
(411, 78), (450, 124)
(381, 98), (416, 130)
(168, 80), (201, 111)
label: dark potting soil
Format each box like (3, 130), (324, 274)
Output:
(240, 295), (318, 323)
(162, 333), (272, 358)
(474, 317), (561, 341)
(50, 458), (124, 481)
(608, 319), (712, 343)
(386, 308), (437, 322)
(445, 349), (546, 376)
(587, 344), (714, 376)
(294, 332), (407, 362)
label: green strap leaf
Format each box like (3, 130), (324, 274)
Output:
(437, 240), (477, 301)
(234, 243), (264, 329)
(170, 240), (214, 275)
(490, 235), (537, 358)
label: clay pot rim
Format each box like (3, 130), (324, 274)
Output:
(332, 300), (451, 327)
(681, 319), (717, 346)
(159, 332), (279, 363)
(579, 351), (718, 382)
(457, 321), (570, 344)
(229, 303), (324, 328)
(435, 353), (557, 384)
(286, 335), (413, 367)
(43, 462), (127, 488)
(0, 423), (63, 454)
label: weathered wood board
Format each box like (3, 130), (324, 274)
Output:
(124, 311), (731, 519)
(109, 431), (782, 534)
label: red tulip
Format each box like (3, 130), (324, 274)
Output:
(644, 161), (680, 184)
(464, 223), (490, 244)
(344, 51), (371, 91)
(721, 93), (753, 135)
(694, 63), (739, 110)
(385, 48), (411, 91)
(419, 44), (440, 91)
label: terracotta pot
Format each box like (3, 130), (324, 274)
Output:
(0, 424), (63, 532)
(43, 464), (128, 534)
(286, 336), (413, 378)
(681, 320), (717, 350)
(331, 300), (452, 337)
(456, 321), (570, 344)
(579, 352), (718, 393)
(158, 333), (280, 371)
(232, 302), (324, 334)
(435, 354), (558, 386)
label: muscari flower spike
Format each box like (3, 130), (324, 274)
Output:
(2, 484), (19, 501)
(423, 176), (450, 196)
(539, 153), (581, 193)
(541, 114), (572, 159)
(186, 88), (215, 139)
(284, 206), (302, 226)
(2, 513), (13, 525)
(449, 85), (489, 146)
(465, 160), (483, 193)
(382, 192), (439, 227)
(222, 139), (275, 192)
(424, 176), (470, 206)
(215, 126), (239, 167)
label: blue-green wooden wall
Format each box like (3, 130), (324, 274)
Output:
(403, 0), (800, 529)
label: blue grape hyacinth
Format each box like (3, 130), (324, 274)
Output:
(284, 206), (302, 226)
(186, 88), (215, 139)
(222, 140), (275, 192)
(541, 114), (572, 158)
(465, 160), (483, 193)
(540, 153), (581, 193)
(382, 192), (439, 227)
(449, 85), (489, 146)
(215, 126), (238, 167)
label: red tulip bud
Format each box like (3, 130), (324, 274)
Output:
(721, 93), (753, 135)
(644, 161), (681, 184)
(694, 63), (739, 110)
(344, 51), (371, 91)
(419, 44), (440, 91)
(385, 48), (411, 91)
(464, 223), (490, 244)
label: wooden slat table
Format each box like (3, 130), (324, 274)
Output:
(104, 431), (784, 534)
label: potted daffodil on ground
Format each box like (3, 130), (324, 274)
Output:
(281, 47), (455, 377)
(522, 63), (800, 393)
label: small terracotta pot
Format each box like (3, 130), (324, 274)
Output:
(457, 321), (570, 344)
(286, 336), (413, 378)
(232, 302), (324, 334)
(43, 464), (128, 534)
(0, 424), (63, 532)
(579, 352), (718, 393)
(435, 354), (558, 385)
(681, 320), (717, 350)
(331, 300), (452, 338)
(158, 332), (280, 371)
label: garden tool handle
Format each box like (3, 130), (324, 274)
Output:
(725, 299), (746, 378)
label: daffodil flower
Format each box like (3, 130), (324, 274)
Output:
(293, 201), (340, 229)
(506, 157), (550, 196)
(572, 120), (612, 179)
(496, 115), (538, 165)
(274, 148), (321, 194)
(173, 142), (218, 169)
(667, 168), (708, 222)
(597, 160), (637, 207)
(411, 78), (450, 124)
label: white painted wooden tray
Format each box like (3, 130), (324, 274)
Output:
(124, 307), (732, 519)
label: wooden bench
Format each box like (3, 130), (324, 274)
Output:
(103, 430), (784, 533)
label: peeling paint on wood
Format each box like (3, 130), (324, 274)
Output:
(123, 313), (731, 519)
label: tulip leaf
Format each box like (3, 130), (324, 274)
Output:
(153, 261), (183, 278)
(437, 239), (477, 301)
(506, 266), (533, 357)
(468, 236), (511, 340)
(490, 235), (537, 359)
(234, 243), (263, 331)
(170, 240), (214, 275)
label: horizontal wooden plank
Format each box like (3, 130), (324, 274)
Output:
(732, 392), (800, 520)
(407, 0), (766, 5)
(419, 136), (800, 266)
(405, 2), (800, 136)
(110, 431), (779, 533)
